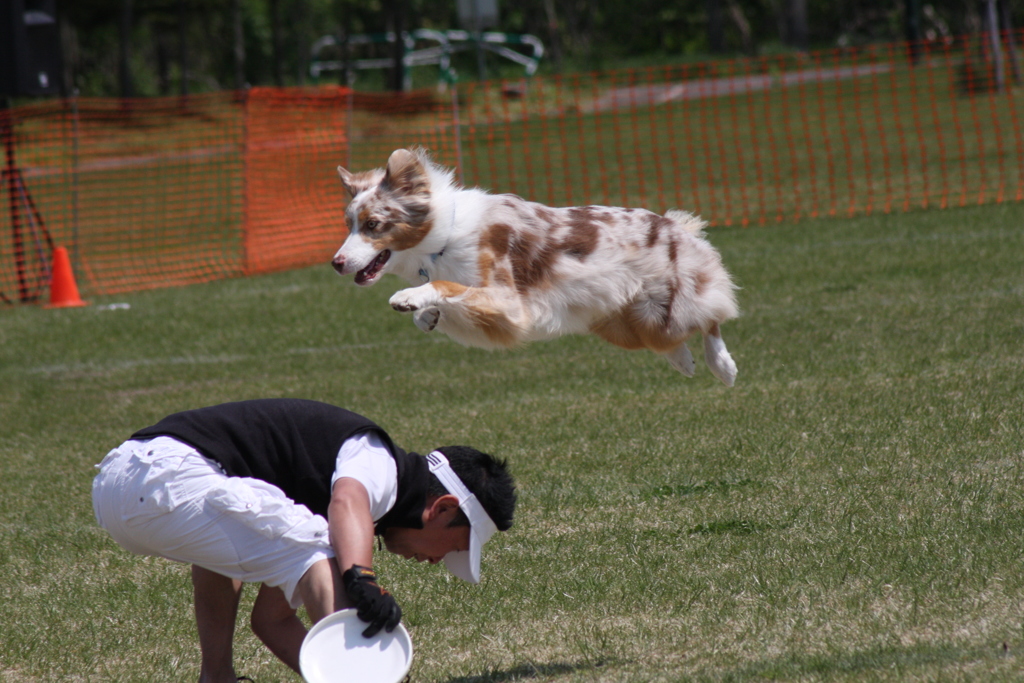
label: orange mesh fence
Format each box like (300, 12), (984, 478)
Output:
(1, 92), (244, 302)
(244, 87), (458, 275)
(458, 33), (1024, 225)
(2, 33), (1023, 304)
(243, 87), (349, 275)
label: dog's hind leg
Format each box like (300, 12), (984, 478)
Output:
(703, 323), (737, 387)
(663, 343), (696, 377)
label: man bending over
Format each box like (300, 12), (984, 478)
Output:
(92, 398), (516, 682)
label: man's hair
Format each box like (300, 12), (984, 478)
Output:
(426, 446), (516, 531)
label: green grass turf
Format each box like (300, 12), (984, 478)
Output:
(1, 201), (1023, 681)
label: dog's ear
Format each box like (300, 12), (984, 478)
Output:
(337, 166), (359, 197)
(338, 166), (384, 197)
(382, 149), (429, 197)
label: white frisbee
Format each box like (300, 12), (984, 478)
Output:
(299, 609), (413, 683)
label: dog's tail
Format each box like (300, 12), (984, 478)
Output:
(665, 209), (707, 236)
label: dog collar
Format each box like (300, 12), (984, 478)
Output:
(418, 248), (445, 282)
(418, 200), (456, 282)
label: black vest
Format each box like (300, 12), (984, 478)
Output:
(130, 398), (428, 529)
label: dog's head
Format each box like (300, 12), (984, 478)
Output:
(332, 148), (434, 286)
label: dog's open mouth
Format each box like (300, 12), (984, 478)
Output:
(355, 250), (391, 286)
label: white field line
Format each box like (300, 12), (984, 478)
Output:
(591, 63), (895, 112)
(741, 283), (1024, 318)
(20, 337), (446, 377)
(21, 145), (238, 179)
(21, 135), (346, 179)
(724, 227), (1023, 259)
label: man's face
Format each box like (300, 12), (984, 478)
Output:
(382, 495), (470, 564)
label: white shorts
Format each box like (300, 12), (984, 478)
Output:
(92, 436), (334, 608)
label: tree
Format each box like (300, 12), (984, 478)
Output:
(232, 0), (245, 89)
(270, 0), (283, 86)
(119, 0), (134, 97)
(781, 0), (808, 51)
(56, 0), (1024, 97)
(707, 0), (725, 53)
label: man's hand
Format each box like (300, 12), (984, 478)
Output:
(341, 565), (402, 638)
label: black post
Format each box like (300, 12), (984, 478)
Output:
(905, 0), (922, 64)
(985, 0), (1005, 91)
(386, 0), (406, 91)
(1, 100), (28, 302)
(178, 0), (189, 97)
(1001, 0), (1021, 84)
(472, 0), (486, 81)
(232, 0), (246, 90)
(270, 0), (283, 86)
(119, 0), (134, 97)
(707, 0), (724, 53)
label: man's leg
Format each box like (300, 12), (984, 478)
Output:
(247, 560), (348, 673)
(250, 584), (308, 674)
(295, 557), (349, 623)
(192, 565), (243, 683)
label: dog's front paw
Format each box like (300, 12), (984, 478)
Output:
(390, 286), (438, 313)
(413, 307), (441, 332)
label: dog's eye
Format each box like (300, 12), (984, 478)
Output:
(365, 219), (380, 231)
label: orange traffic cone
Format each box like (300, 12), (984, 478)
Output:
(45, 246), (88, 308)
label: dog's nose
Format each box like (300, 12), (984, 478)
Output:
(331, 256), (346, 275)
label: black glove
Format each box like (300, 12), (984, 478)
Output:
(341, 565), (402, 638)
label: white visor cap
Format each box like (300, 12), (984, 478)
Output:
(426, 450), (499, 584)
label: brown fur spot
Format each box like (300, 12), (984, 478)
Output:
(646, 214), (669, 248)
(668, 237), (678, 263)
(469, 308), (521, 347)
(536, 207), (557, 224)
(478, 252), (495, 285)
(482, 223), (512, 257)
(560, 208), (599, 260)
(695, 271), (710, 297)
(374, 218), (434, 252)
(590, 302), (688, 353)
(431, 280), (468, 298)
(590, 310), (645, 350)
(510, 231), (559, 294)
(430, 279), (519, 346)
(662, 283), (678, 327)
(493, 267), (513, 288)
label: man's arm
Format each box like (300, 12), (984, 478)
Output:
(293, 478), (374, 623)
(328, 477), (376, 571)
(328, 477), (402, 637)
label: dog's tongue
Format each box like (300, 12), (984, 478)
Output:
(355, 250), (391, 285)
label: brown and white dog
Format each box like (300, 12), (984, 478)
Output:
(331, 148), (739, 385)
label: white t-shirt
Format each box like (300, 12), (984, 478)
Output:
(330, 431), (399, 522)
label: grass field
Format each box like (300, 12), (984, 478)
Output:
(1, 200), (1023, 681)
